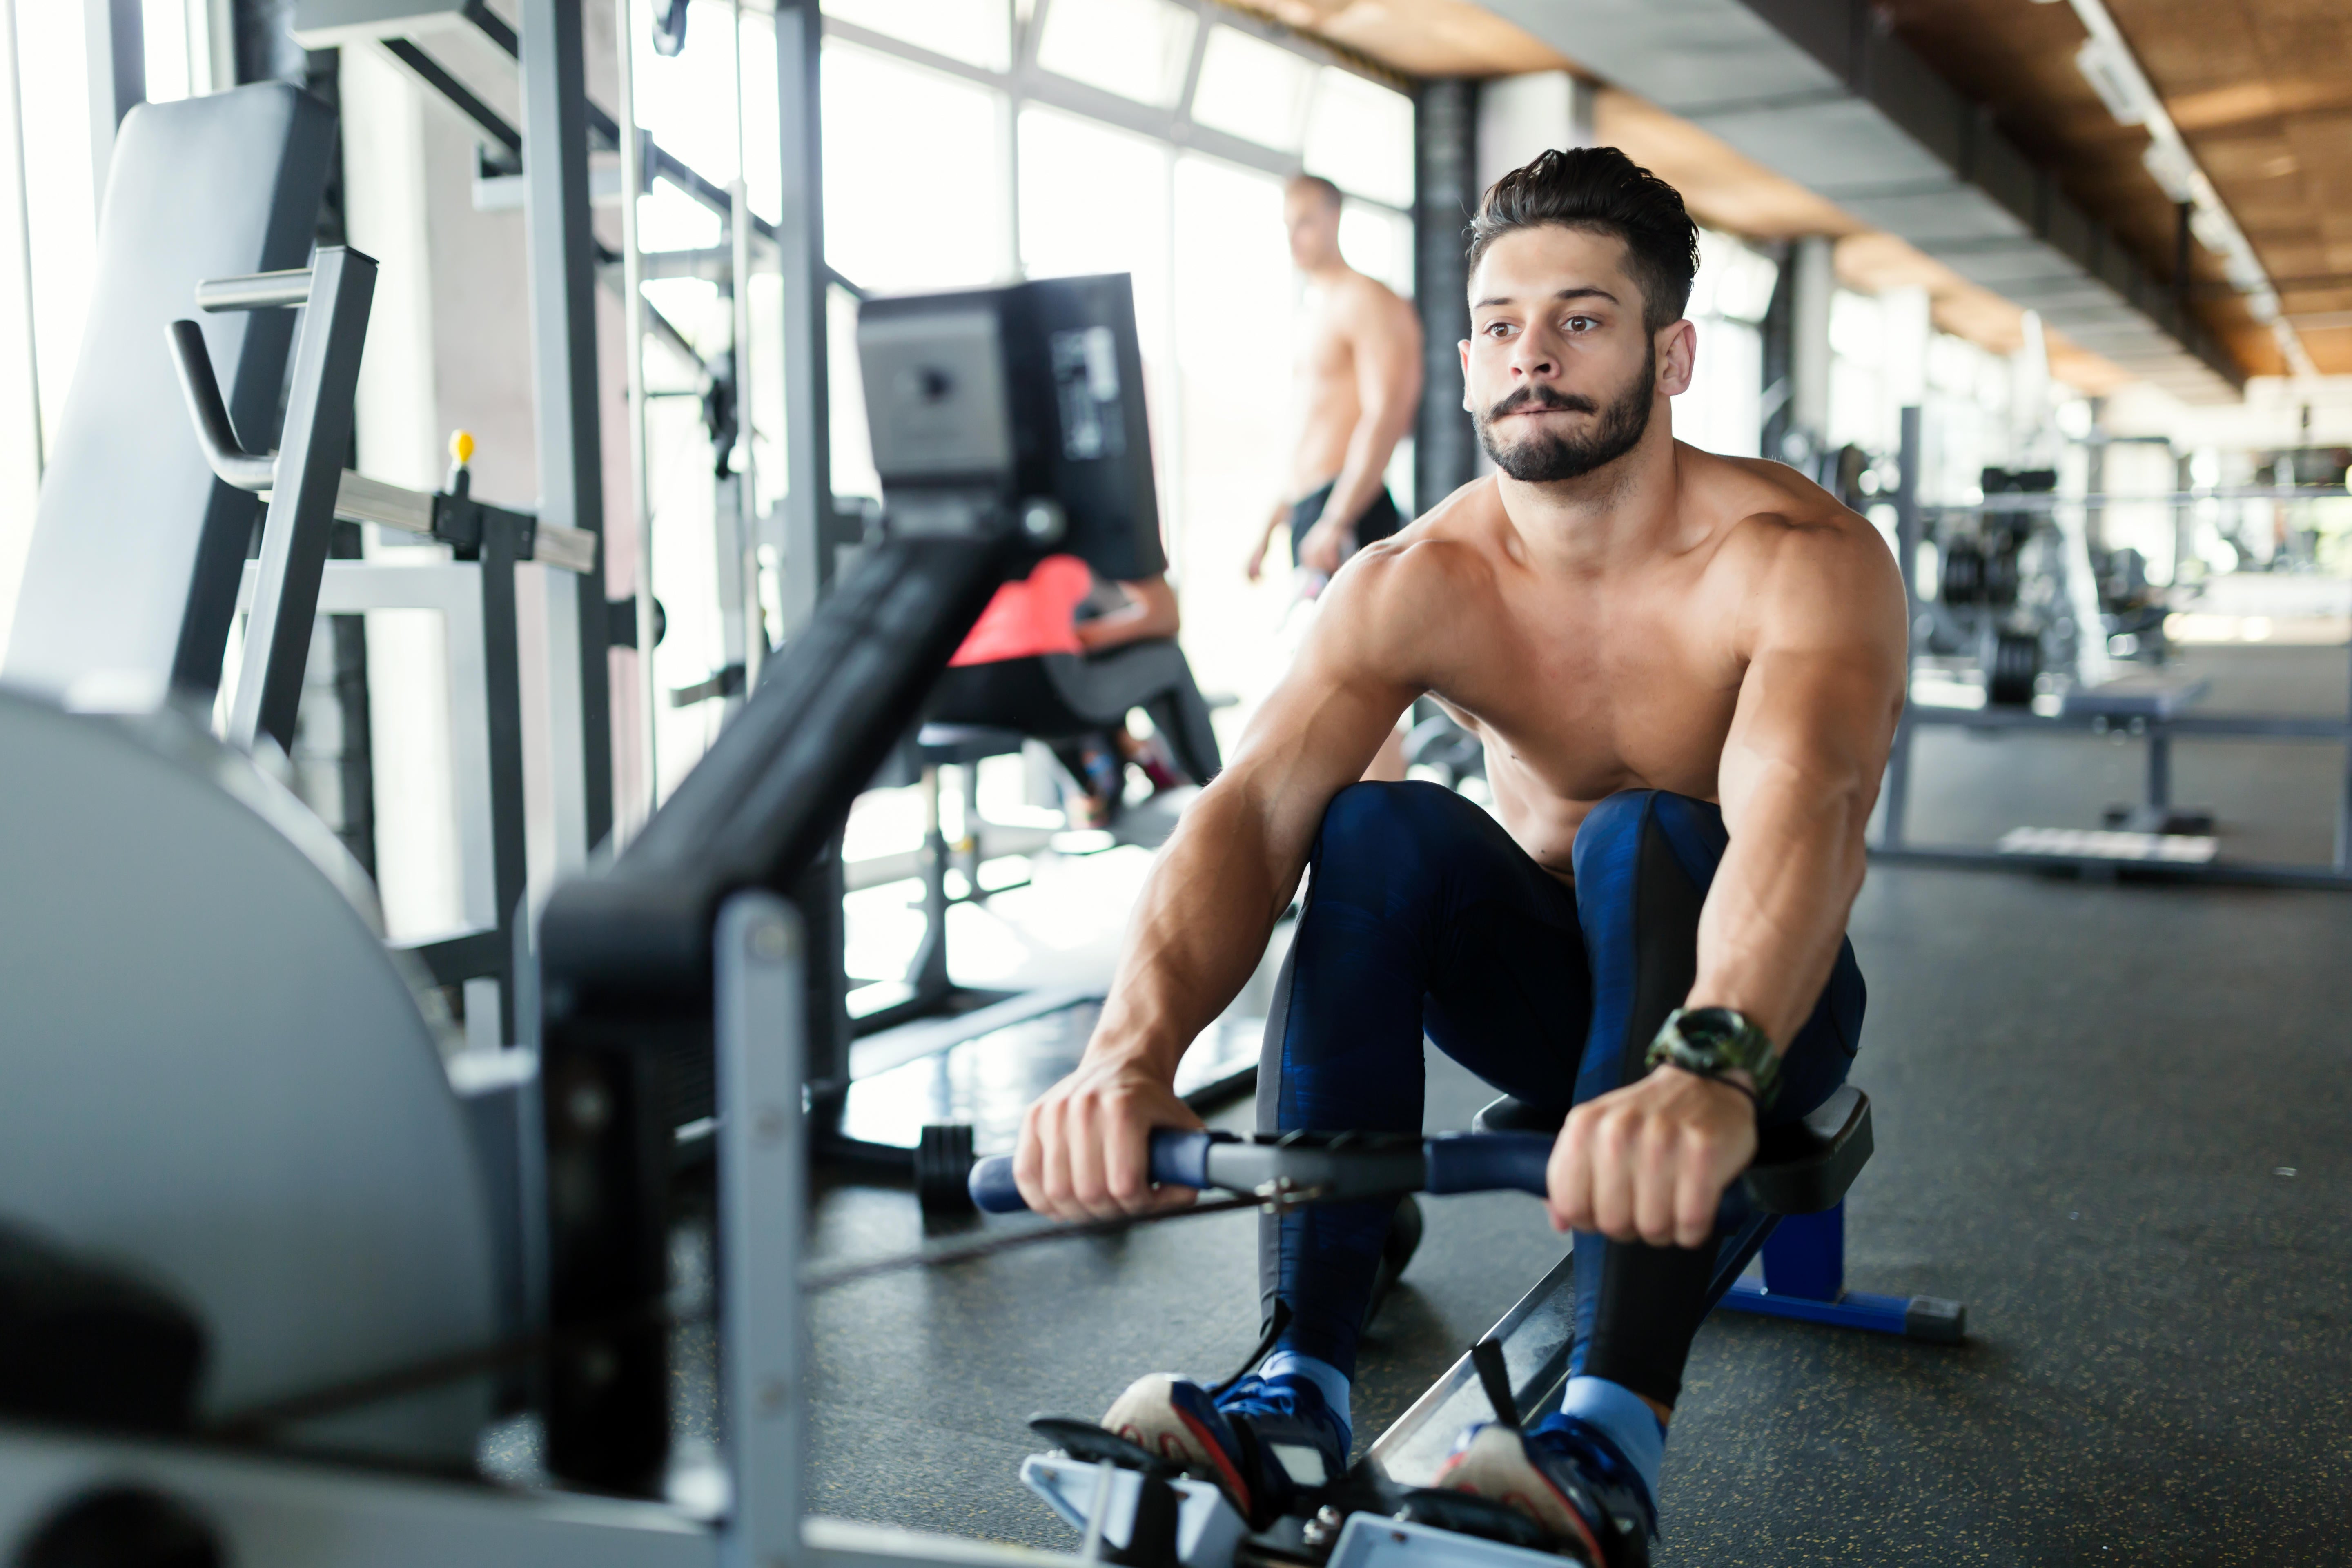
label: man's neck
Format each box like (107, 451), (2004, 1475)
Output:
(1301, 258), (1356, 290)
(1494, 422), (1686, 576)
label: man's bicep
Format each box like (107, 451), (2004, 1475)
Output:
(1720, 647), (1898, 814)
(1719, 537), (1905, 822)
(1224, 567), (1421, 835)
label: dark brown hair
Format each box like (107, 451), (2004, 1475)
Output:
(1467, 147), (1699, 334)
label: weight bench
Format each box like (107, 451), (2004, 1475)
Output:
(1371, 1084), (1964, 1484)
(848, 723), (1038, 1036)
(2062, 671), (2215, 835)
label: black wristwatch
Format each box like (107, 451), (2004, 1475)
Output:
(1645, 1007), (1780, 1110)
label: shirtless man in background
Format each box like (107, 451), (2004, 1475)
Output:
(1246, 175), (1423, 590)
(1015, 148), (1905, 1567)
(1245, 174), (1423, 776)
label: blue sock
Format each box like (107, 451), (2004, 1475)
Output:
(1255, 1350), (1352, 1446)
(1559, 1376), (1664, 1503)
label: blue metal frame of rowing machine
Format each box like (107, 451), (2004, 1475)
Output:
(1715, 1202), (1963, 1339)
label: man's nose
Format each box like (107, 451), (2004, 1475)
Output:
(1509, 336), (1558, 378)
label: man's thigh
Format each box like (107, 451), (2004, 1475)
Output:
(1342, 786), (1595, 1112)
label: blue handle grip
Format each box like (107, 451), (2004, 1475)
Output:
(1422, 1132), (1552, 1198)
(967, 1130), (1219, 1214)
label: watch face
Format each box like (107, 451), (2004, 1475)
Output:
(1681, 1009), (1738, 1046)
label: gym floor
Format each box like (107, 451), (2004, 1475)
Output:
(797, 641), (2352, 1566)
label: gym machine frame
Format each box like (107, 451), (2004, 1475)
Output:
(169, 249), (599, 1042)
(1874, 405), (2352, 890)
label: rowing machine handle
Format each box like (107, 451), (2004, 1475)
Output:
(967, 1130), (1217, 1214)
(1421, 1132), (1551, 1197)
(966, 1130), (1558, 1213)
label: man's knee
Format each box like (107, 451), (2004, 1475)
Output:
(1569, 789), (1723, 887)
(1312, 780), (1466, 874)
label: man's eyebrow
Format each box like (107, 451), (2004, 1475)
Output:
(1471, 286), (1620, 310)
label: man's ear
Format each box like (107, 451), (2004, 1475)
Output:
(1458, 339), (1473, 412)
(1657, 319), (1697, 398)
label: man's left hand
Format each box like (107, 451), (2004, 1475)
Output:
(1546, 1067), (1758, 1248)
(1298, 518), (1347, 576)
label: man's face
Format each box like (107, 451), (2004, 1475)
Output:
(1459, 225), (1689, 484)
(1285, 186), (1342, 270)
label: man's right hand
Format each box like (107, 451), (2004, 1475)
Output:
(1014, 1054), (1206, 1220)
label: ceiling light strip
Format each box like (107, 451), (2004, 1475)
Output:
(2061, 0), (2316, 380)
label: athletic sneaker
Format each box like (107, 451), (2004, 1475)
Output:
(1100, 1370), (1349, 1527)
(1434, 1415), (1656, 1568)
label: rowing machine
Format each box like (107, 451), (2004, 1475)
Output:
(980, 1093), (1962, 1566)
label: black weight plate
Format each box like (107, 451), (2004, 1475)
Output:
(1987, 631), (2039, 706)
(914, 1123), (978, 1215)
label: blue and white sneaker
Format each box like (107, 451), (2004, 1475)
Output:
(1434, 1415), (1655, 1568)
(1100, 1370), (1349, 1527)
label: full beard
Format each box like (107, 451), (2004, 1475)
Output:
(1474, 341), (1657, 484)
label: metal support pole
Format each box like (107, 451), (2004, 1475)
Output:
(614, 0), (661, 834)
(772, 0), (833, 641)
(733, 0), (765, 688)
(1411, 77), (1477, 516)
(230, 247), (376, 755)
(732, 176), (764, 689)
(521, 0), (617, 864)
(715, 892), (808, 1568)
(1879, 405), (1923, 851)
(769, 0), (853, 1099)
(481, 520), (529, 1044)
(2146, 730), (2172, 810)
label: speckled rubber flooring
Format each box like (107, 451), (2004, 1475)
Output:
(799, 644), (2352, 1566)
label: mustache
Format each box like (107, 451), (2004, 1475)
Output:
(1486, 385), (1597, 420)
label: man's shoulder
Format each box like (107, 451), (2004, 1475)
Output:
(1682, 449), (1889, 568)
(1332, 268), (1418, 330)
(1678, 448), (1904, 641)
(1332, 483), (1505, 611)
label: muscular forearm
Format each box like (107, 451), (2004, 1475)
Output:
(1087, 776), (1299, 1079)
(1687, 767), (1873, 1049)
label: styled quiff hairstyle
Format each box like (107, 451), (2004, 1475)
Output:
(1466, 147), (1699, 334)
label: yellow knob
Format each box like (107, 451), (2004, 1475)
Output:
(449, 429), (476, 466)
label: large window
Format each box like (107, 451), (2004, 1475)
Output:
(1676, 229), (1774, 460)
(818, 0), (1417, 722)
(821, 42), (1012, 295)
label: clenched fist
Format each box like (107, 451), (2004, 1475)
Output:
(1014, 1054), (1205, 1221)
(1547, 1066), (1758, 1248)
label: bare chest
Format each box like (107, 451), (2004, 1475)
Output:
(1431, 604), (1744, 866)
(1294, 302), (1354, 391)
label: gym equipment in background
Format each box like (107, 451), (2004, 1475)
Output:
(1877, 406), (2352, 888)
(1, 82), (332, 715)
(167, 259), (596, 1043)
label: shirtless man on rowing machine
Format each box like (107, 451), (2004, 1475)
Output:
(1013, 147), (1905, 1568)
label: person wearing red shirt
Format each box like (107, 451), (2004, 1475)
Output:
(932, 555), (1220, 824)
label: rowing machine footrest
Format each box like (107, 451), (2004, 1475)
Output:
(1471, 1084), (1874, 1216)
